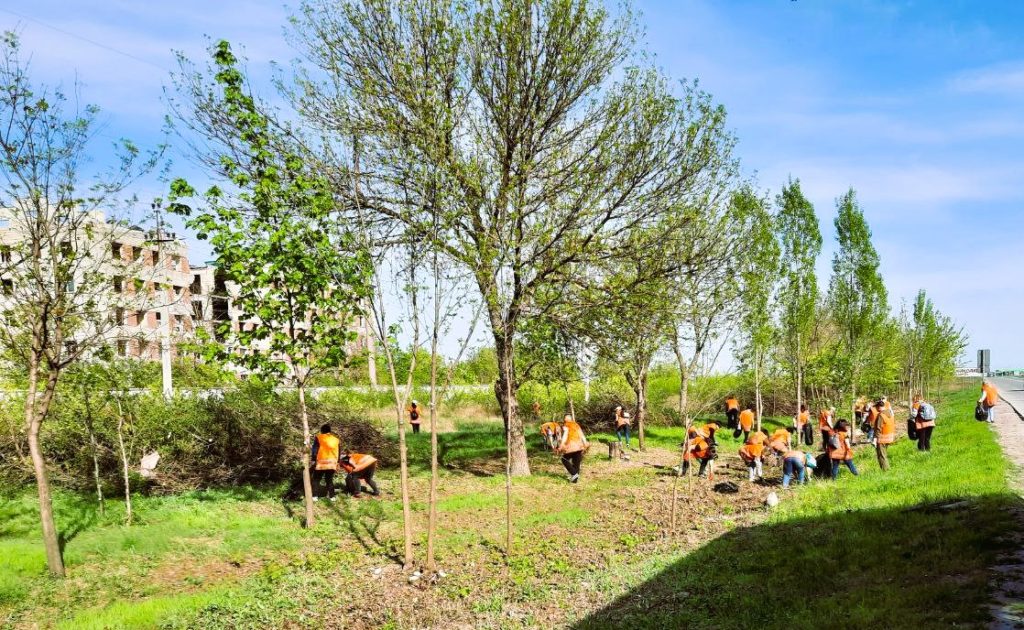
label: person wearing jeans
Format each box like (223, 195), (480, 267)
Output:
(780, 450), (807, 489)
(980, 381), (999, 423)
(614, 406), (632, 449)
(828, 421), (860, 479)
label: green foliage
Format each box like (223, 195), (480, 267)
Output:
(168, 40), (369, 385)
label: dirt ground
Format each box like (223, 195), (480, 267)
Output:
(988, 399), (1024, 629)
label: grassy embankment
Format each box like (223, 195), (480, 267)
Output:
(0, 384), (1016, 628)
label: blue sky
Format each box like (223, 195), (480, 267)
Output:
(3, 0), (1022, 368)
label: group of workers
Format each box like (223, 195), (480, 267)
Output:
(539, 380), (994, 489)
(310, 423), (380, 500)
(313, 381), (1001, 497)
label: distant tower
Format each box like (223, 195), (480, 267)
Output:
(978, 349), (991, 376)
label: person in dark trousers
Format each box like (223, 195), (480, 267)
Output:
(340, 452), (380, 497)
(725, 396), (740, 430)
(556, 414), (588, 483)
(310, 424), (341, 501)
(408, 400), (421, 433)
(914, 398), (937, 452)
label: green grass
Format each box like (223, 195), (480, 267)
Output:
(574, 386), (1019, 628)
(3, 385), (1018, 629)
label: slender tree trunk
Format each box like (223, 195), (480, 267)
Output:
(26, 360), (64, 577)
(502, 345), (514, 559)
(297, 382), (315, 529)
(795, 331), (802, 446)
(755, 350), (763, 433)
(83, 391), (104, 515)
(564, 381), (576, 420)
(366, 317), (378, 388)
(637, 365), (648, 451)
(670, 340), (693, 533)
(114, 398), (132, 526)
(494, 333), (529, 476)
(426, 247), (441, 572)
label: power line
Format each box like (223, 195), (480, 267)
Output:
(0, 7), (170, 73)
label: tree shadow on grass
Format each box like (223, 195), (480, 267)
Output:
(573, 493), (1023, 629)
(326, 498), (401, 565)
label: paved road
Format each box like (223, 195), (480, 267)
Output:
(993, 376), (1024, 419)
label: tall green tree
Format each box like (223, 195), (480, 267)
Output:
(733, 186), (779, 430)
(288, 0), (735, 477)
(776, 178), (821, 418)
(827, 188), (887, 409)
(168, 41), (370, 529)
(902, 290), (967, 400)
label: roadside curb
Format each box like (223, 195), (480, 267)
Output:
(999, 394), (1024, 421)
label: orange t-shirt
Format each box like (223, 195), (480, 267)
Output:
(739, 410), (755, 431)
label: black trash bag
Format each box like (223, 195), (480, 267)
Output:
(975, 402), (989, 421)
(907, 418), (918, 441)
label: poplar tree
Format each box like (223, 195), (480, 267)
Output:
(827, 188), (887, 409)
(733, 187), (779, 430)
(776, 178), (821, 419)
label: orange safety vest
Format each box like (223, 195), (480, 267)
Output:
(315, 433), (340, 471)
(983, 384), (999, 407)
(616, 410), (630, 428)
(746, 432), (767, 446)
(560, 421), (586, 454)
(738, 443), (763, 462)
(687, 433), (710, 460)
(818, 410), (833, 431)
(796, 410), (810, 429)
(875, 409), (896, 444)
(829, 430), (853, 461)
(867, 406), (880, 424)
(698, 423), (719, 439)
(726, 398), (739, 412)
(739, 410), (755, 431)
(540, 422), (560, 437)
(341, 453), (377, 473)
(770, 428), (790, 443)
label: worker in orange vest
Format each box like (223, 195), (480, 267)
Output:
(827, 420), (859, 479)
(735, 405), (755, 442)
(794, 404), (813, 446)
(408, 400), (422, 434)
(871, 399), (896, 471)
(340, 452), (380, 497)
(725, 396), (740, 429)
(615, 405), (633, 449)
(818, 407), (835, 449)
(681, 423), (719, 478)
(540, 421), (562, 450)
(979, 381), (999, 423)
(769, 426), (791, 453)
(913, 397), (937, 452)
(310, 423), (341, 502)
(556, 414), (588, 483)
(770, 439), (808, 489)
(738, 430), (767, 482)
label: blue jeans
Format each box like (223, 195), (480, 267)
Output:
(987, 405), (996, 422)
(831, 459), (859, 479)
(782, 457), (806, 488)
(616, 425), (631, 446)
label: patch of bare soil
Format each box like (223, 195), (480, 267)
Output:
(989, 399), (1024, 629)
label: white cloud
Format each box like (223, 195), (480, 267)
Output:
(949, 61), (1024, 95)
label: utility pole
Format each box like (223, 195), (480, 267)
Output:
(152, 201), (174, 399)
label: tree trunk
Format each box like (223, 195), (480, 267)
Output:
(114, 398), (132, 526)
(633, 365), (649, 452)
(83, 391), (104, 515)
(26, 361), (64, 577)
(795, 330), (802, 447)
(426, 250), (441, 572)
(366, 316), (378, 388)
(297, 383), (315, 529)
(755, 350), (763, 433)
(494, 334), (529, 476)
(670, 341), (692, 533)
(583, 376), (591, 403)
